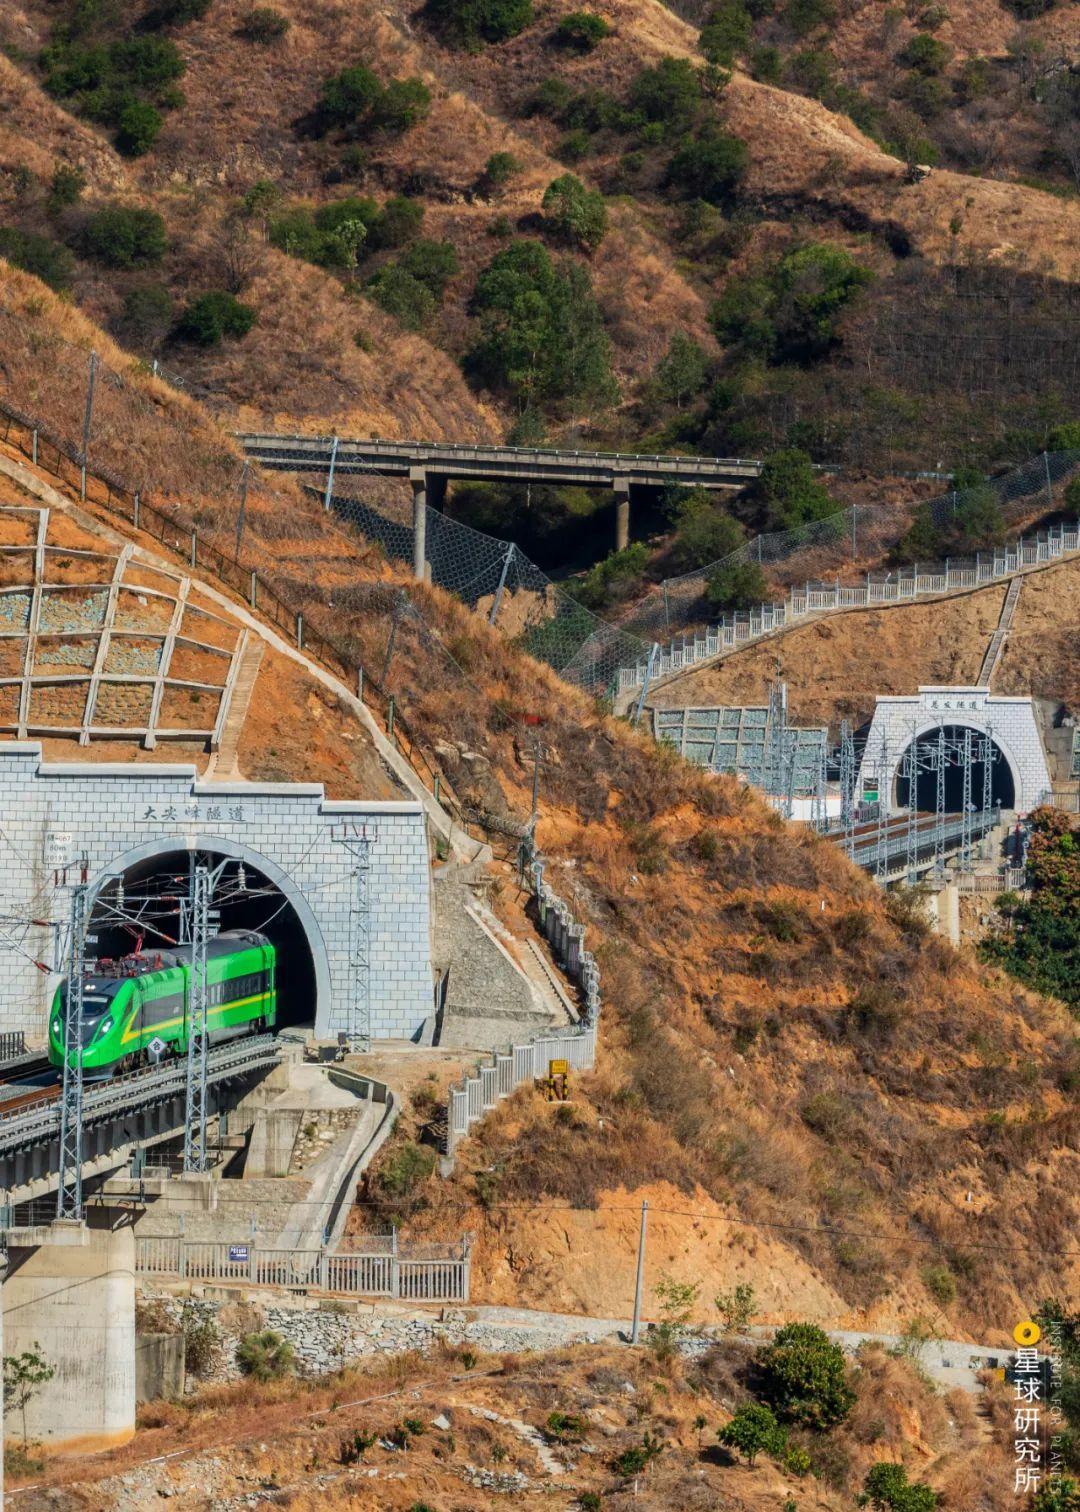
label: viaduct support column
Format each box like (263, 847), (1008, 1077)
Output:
(409, 466), (427, 583)
(614, 477), (631, 553)
(3, 1220), (135, 1451)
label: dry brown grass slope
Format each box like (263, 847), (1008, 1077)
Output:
(4, 130), (1080, 1351)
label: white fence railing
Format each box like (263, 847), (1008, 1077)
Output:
(618, 521), (1080, 694)
(445, 844), (601, 1156)
(135, 1231), (471, 1301)
(954, 869), (1026, 895)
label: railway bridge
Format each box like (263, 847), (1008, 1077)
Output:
(236, 432), (762, 562)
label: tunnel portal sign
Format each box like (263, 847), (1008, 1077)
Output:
(228, 1244), (250, 1264)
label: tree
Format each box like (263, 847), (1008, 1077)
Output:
(756, 1321), (856, 1428)
(699, 0), (752, 66)
(80, 205), (167, 267)
(981, 808), (1080, 1010)
(864, 1461), (938, 1511)
(398, 238), (459, 298)
(770, 243), (872, 362)
(174, 290), (256, 345)
(656, 332), (708, 408)
(753, 448), (837, 529)
(366, 265), (438, 329)
(4, 1344), (54, 1448)
(630, 57), (702, 133)
(237, 7), (291, 41)
(481, 151), (520, 195)
(372, 78), (432, 133)
(670, 490), (743, 569)
(427, 0), (534, 45)
(467, 239), (618, 414)
(555, 11), (612, 49)
(717, 1402), (782, 1466)
(541, 174), (608, 253)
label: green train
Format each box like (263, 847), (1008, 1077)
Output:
(48, 930), (277, 1075)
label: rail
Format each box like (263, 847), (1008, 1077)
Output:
(135, 1230), (472, 1301)
(842, 808), (1002, 873)
(0, 1035), (281, 1152)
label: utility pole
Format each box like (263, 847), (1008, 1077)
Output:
(839, 719), (855, 858)
(934, 726), (947, 880)
(981, 724), (995, 859)
(331, 823), (378, 1051)
(630, 1199), (648, 1345)
(961, 728), (974, 871)
(874, 730), (890, 882)
(56, 859), (91, 1220)
(904, 734), (919, 885)
(80, 350), (98, 501)
(182, 865), (211, 1173)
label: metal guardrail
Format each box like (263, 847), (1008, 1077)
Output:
(844, 809), (1001, 873)
(135, 1230), (472, 1301)
(0, 1032), (28, 1063)
(0, 1035), (281, 1153)
(619, 522), (1080, 693)
(238, 431), (763, 486)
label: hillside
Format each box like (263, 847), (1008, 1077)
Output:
(648, 552), (1080, 729)
(3, 265), (1079, 1359)
(0, 0), (1076, 476)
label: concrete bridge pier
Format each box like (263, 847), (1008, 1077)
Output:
(3, 1219), (135, 1453)
(614, 476), (631, 552)
(409, 466), (447, 581)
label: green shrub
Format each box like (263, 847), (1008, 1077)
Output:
(41, 33), (186, 158)
(542, 173), (608, 251)
(668, 490), (742, 569)
(718, 1402), (784, 1465)
(366, 265), (437, 329)
(1032, 1479), (1080, 1512)
(1048, 421), (1080, 449)
(554, 10), (612, 50)
(318, 65), (382, 126)
(613, 1432), (665, 1478)
(175, 290), (256, 345)
(786, 46), (836, 99)
(783, 0), (836, 34)
(864, 1461), (938, 1510)
(750, 43), (782, 81)
(115, 98), (164, 155)
(666, 128), (748, 206)
(756, 1322), (856, 1429)
(629, 56), (702, 135)
(900, 31), (950, 72)
(427, 0), (534, 45)
(269, 197), (374, 269)
(699, 0), (752, 66)
(116, 283), (174, 346)
(557, 129), (592, 163)
(182, 1307), (221, 1377)
(373, 77), (432, 132)
(48, 162), (86, 212)
(752, 448), (837, 529)
(398, 238), (459, 296)
(0, 227), (75, 292)
(80, 204), (167, 267)
(545, 1409), (587, 1441)
(379, 1139), (436, 1197)
(236, 1330), (295, 1382)
(482, 151), (520, 191)
(237, 6), (290, 40)
(526, 76), (574, 118)
(919, 1263), (956, 1306)
(368, 195), (424, 250)
(572, 543), (650, 610)
(706, 559), (767, 609)
(144, 0), (211, 23)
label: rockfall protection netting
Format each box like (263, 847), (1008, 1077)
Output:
(0, 299), (1076, 703)
(323, 447), (1080, 699)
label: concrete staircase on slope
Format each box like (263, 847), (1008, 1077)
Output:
(977, 576), (1023, 688)
(206, 630), (264, 779)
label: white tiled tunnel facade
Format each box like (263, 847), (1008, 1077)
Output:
(859, 687), (1051, 814)
(0, 744), (433, 1040)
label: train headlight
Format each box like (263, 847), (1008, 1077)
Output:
(99, 1017), (113, 1036)
(51, 1017), (60, 1037)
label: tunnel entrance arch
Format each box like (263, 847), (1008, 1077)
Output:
(892, 724), (1017, 813)
(90, 836), (331, 1033)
